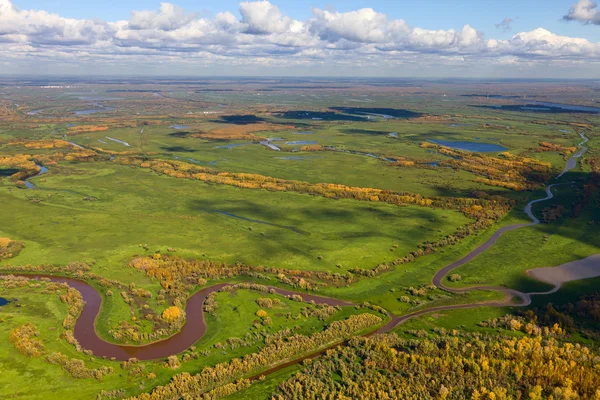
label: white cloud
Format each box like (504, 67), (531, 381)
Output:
(0, 0), (599, 76)
(563, 0), (600, 24)
(493, 28), (599, 57)
(239, 1), (295, 34)
(128, 2), (197, 31)
(0, 0), (111, 45)
(310, 8), (389, 43)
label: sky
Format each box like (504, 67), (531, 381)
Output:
(1, 0), (600, 78)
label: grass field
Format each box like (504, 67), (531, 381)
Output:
(0, 161), (470, 275)
(0, 282), (380, 399)
(1, 80), (599, 399)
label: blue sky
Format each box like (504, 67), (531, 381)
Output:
(13, 0), (599, 40)
(2, 0), (600, 77)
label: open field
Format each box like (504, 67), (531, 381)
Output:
(1, 77), (599, 399)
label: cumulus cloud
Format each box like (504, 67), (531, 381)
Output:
(0, 0), (111, 45)
(0, 0), (599, 75)
(310, 8), (389, 43)
(128, 2), (197, 31)
(493, 28), (599, 58)
(563, 0), (600, 24)
(239, 1), (295, 34)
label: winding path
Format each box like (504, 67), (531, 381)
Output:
(1, 132), (593, 373)
(429, 131), (590, 305)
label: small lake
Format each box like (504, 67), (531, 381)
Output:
(285, 141), (317, 145)
(0, 297), (9, 306)
(429, 139), (507, 152)
(77, 96), (122, 101)
(215, 144), (245, 149)
(75, 107), (115, 116)
(527, 101), (600, 113)
(170, 125), (189, 130)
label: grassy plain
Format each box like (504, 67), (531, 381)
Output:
(1, 79), (599, 399)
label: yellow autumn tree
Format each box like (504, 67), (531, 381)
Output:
(162, 306), (182, 323)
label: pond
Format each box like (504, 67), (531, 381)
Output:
(429, 139), (507, 152)
(74, 107), (116, 115)
(475, 103), (600, 114)
(169, 125), (189, 130)
(285, 141), (317, 145)
(527, 101), (600, 113)
(77, 96), (122, 101)
(215, 144), (245, 149)
(0, 297), (9, 306)
(294, 131), (314, 135)
(277, 111), (367, 121)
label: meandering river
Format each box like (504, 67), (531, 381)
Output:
(3, 132), (597, 375)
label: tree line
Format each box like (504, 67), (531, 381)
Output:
(274, 333), (600, 399)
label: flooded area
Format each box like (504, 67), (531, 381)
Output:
(527, 101), (600, 113)
(429, 139), (507, 152)
(215, 144), (245, 149)
(74, 102), (116, 115)
(285, 141), (317, 145)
